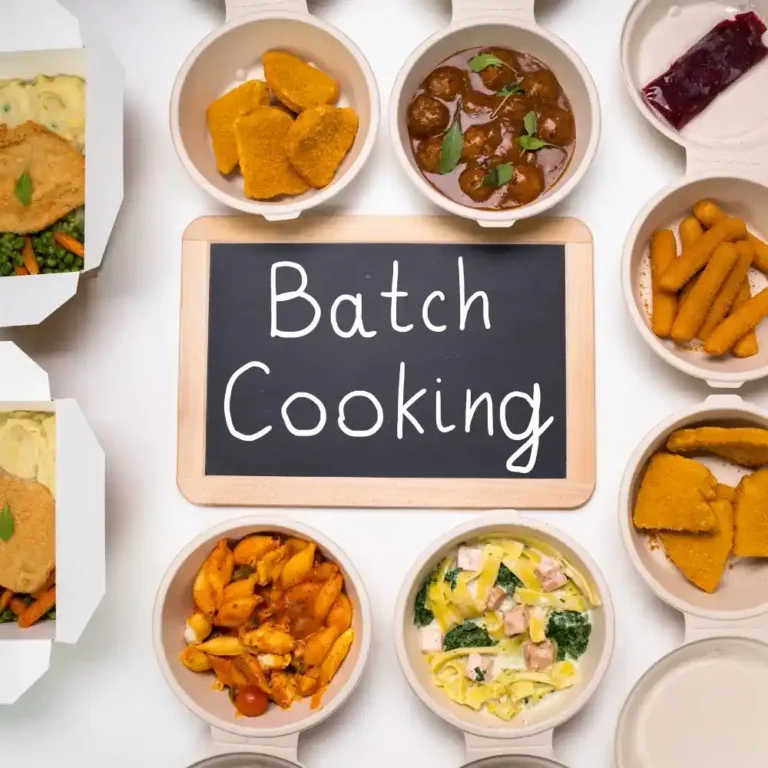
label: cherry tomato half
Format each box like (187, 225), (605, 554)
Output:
(234, 685), (269, 717)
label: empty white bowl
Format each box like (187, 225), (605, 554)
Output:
(390, 19), (600, 226)
(171, 12), (379, 220)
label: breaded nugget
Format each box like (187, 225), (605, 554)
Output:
(634, 453), (718, 532)
(0, 469), (55, 594)
(650, 229), (677, 338)
(667, 427), (768, 467)
(286, 105), (359, 188)
(263, 50), (340, 113)
(0, 121), (84, 234)
(734, 468), (768, 557)
(705, 287), (768, 356)
(659, 499), (733, 593)
(716, 483), (736, 502)
(234, 107), (309, 200)
(206, 80), (270, 175)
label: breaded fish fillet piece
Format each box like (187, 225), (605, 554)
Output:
(634, 453), (718, 532)
(660, 499), (734, 593)
(0, 121), (85, 234)
(667, 426), (768, 467)
(0, 469), (55, 594)
(734, 468), (768, 557)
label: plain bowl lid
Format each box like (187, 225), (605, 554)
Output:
(616, 637), (768, 768)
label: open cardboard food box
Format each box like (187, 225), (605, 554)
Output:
(0, 342), (105, 704)
(0, 0), (123, 328)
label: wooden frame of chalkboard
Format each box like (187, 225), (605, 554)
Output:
(178, 216), (594, 509)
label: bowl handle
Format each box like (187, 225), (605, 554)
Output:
(452, 0), (535, 24)
(684, 613), (768, 644)
(477, 219), (517, 229)
(210, 727), (301, 764)
(464, 730), (554, 761)
(686, 146), (768, 180)
(225, 0), (308, 22)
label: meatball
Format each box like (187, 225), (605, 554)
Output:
(415, 136), (443, 174)
(537, 105), (575, 145)
(461, 121), (502, 162)
(496, 95), (529, 133)
(496, 131), (524, 165)
(408, 94), (450, 138)
(426, 66), (466, 101)
(477, 48), (521, 91)
(463, 88), (498, 117)
(521, 69), (561, 102)
(505, 163), (545, 206)
(459, 164), (495, 203)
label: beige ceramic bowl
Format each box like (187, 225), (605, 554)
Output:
(390, 20), (600, 227)
(394, 513), (614, 748)
(619, 395), (768, 622)
(153, 516), (371, 739)
(464, 759), (567, 768)
(622, 174), (768, 386)
(171, 13), (379, 221)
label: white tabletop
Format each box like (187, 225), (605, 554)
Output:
(0, 0), (747, 766)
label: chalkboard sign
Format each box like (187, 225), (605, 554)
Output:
(178, 216), (595, 509)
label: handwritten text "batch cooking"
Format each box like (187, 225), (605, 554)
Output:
(224, 257), (554, 474)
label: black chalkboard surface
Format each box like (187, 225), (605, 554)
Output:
(178, 216), (595, 508)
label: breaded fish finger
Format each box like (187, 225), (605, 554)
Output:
(699, 240), (753, 341)
(650, 229), (677, 338)
(671, 242), (738, 344)
(263, 50), (340, 113)
(734, 469), (768, 557)
(716, 483), (736, 502)
(667, 426), (768, 467)
(731, 280), (760, 358)
(633, 453), (717, 533)
(660, 499), (733, 593)
(660, 217), (746, 291)
(678, 217), (704, 304)
(705, 286), (768, 355)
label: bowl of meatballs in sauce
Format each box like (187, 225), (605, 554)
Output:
(392, 27), (599, 226)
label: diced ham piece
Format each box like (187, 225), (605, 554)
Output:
(465, 652), (492, 682)
(486, 585), (507, 611)
(535, 557), (568, 592)
(419, 626), (444, 652)
(524, 640), (555, 671)
(503, 606), (529, 636)
(457, 546), (483, 572)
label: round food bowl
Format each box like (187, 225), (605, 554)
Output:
(619, 395), (768, 621)
(390, 19), (600, 227)
(464, 759), (567, 768)
(622, 173), (768, 386)
(152, 516), (371, 741)
(394, 513), (614, 751)
(170, 12), (379, 220)
(187, 757), (296, 768)
(621, 0), (768, 152)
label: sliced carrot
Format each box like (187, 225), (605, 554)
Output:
(22, 236), (39, 275)
(18, 587), (55, 628)
(13, 265), (28, 275)
(10, 597), (28, 616)
(32, 570), (55, 598)
(0, 589), (12, 612)
(53, 232), (84, 258)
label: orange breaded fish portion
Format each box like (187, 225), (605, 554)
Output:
(234, 107), (309, 200)
(0, 121), (84, 234)
(667, 426), (768, 467)
(206, 80), (270, 174)
(633, 453), (717, 532)
(659, 499), (734, 593)
(734, 468), (768, 557)
(286, 105), (359, 188)
(263, 50), (340, 113)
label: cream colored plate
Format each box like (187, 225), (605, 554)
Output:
(616, 637), (768, 768)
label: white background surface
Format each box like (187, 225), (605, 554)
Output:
(0, 0), (751, 766)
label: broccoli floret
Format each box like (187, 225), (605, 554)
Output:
(414, 569), (438, 627)
(443, 621), (497, 651)
(444, 568), (461, 590)
(546, 610), (591, 661)
(495, 563), (524, 594)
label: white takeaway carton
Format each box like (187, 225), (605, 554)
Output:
(0, 342), (105, 704)
(0, 0), (124, 327)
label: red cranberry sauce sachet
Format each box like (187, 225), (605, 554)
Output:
(642, 11), (768, 131)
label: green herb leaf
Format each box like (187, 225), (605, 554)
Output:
(444, 621), (497, 652)
(444, 568), (462, 590)
(439, 118), (463, 175)
(481, 163), (514, 188)
(468, 53), (507, 72)
(414, 569), (438, 627)
(523, 110), (538, 137)
(518, 135), (557, 151)
(497, 84), (525, 97)
(0, 504), (14, 542)
(546, 610), (592, 661)
(474, 666), (486, 683)
(14, 169), (32, 206)
(495, 563), (524, 594)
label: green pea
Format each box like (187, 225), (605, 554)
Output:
(13, 236), (24, 250)
(42, 267), (52, 274)
(13, 253), (23, 267)
(45, 609), (56, 620)
(46, 257), (57, 268)
(63, 253), (74, 266)
(0, 608), (12, 621)
(0, 263), (11, 276)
